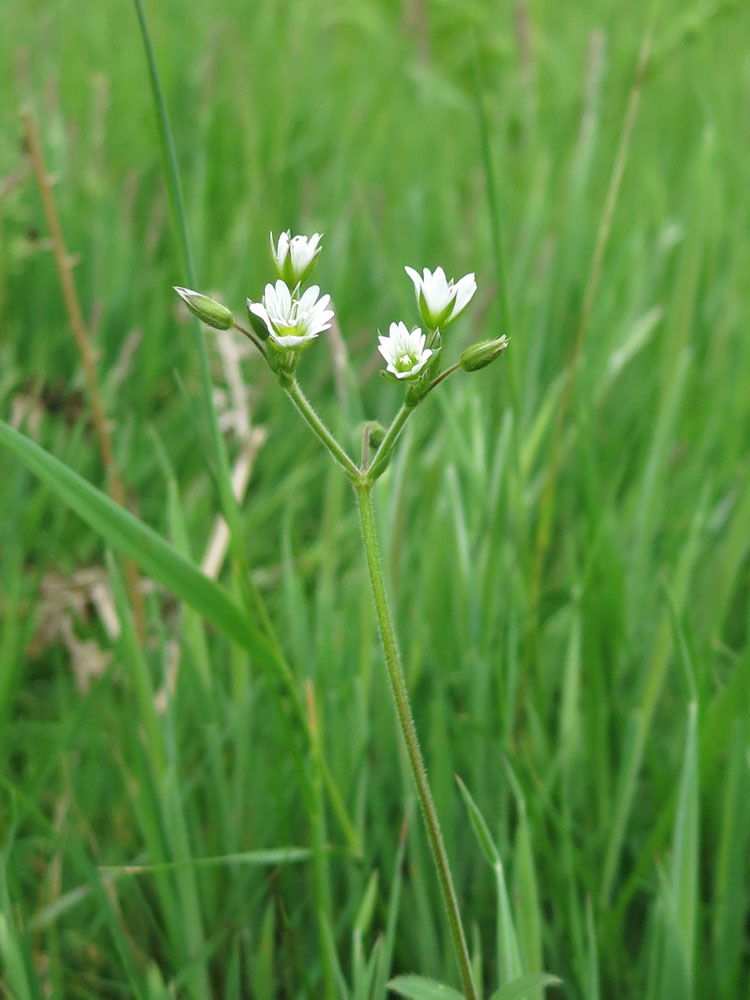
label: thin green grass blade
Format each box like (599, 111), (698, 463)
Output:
(455, 774), (523, 986)
(666, 701), (699, 994)
(106, 552), (166, 776)
(1, 778), (150, 999)
(249, 902), (277, 1000)
(354, 938), (382, 1000)
(145, 964), (170, 1000)
(307, 682), (337, 1000)
(656, 859), (689, 1000)
(455, 774), (500, 866)
(712, 719), (749, 999)
(601, 463), (705, 906)
(151, 429), (212, 689)
(471, 36), (510, 336)
(654, 700), (700, 1000)
(470, 921), (483, 1000)
(584, 896), (600, 1000)
(514, 795), (542, 986)
(352, 870), (379, 987)
(320, 915), (349, 1000)
(0, 910), (36, 1000)
(225, 943), (241, 1000)
(99, 846), (313, 875)
(0, 533), (26, 730)
(373, 813), (408, 999)
(503, 760), (542, 986)
(496, 858), (523, 986)
(159, 776), (212, 1000)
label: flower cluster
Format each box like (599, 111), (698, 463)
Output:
(174, 230), (506, 391)
(376, 264), (476, 385)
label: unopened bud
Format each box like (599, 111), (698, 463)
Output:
(459, 335), (509, 372)
(363, 420), (387, 450)
(174, 287), (233, 330)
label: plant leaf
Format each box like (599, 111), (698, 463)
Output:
(387, 975), (464, 1000)
(487, 972), (562, 1000)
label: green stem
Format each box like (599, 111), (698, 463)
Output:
(368, 403), (414, 482)
(283, 377), (360, 481)
(426, 361), (462, 396)
(355, 484), (478, 1000)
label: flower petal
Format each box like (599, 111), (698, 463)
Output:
(451, 273), (477, 317)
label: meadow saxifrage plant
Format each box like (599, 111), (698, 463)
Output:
(174, 232), (508, 1000)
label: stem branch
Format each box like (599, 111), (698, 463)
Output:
(283, 378), (360, 481)
(368, 403), (414, 481)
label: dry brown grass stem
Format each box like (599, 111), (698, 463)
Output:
(20, 106), (146, 640)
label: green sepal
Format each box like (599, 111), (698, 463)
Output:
(246, 299), (270, 340)
(404, 373), (433, 407)
(425, 342), (443, 378)
(379, 369), (405, 384)
(266, 346), (299, 377)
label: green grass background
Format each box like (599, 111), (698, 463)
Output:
(1, 0), (749, 997)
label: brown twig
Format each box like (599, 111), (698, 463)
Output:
(21, 105), (146, 641)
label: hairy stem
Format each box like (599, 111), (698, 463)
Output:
(283, 377), (360, 480)
(355, 484), (478, 1000)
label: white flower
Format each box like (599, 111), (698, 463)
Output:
(404, 265), (477, 330)
(247, 280), (333, 349)
(270, 230), (322, 286)
(377, 321), (433, 380)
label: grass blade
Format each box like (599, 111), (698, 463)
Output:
(0, 419), (266, 657)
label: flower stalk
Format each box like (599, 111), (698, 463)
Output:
(355, 483), (479, 1000)
(282, 376), (360, 481)
(367, 402), (415, 482)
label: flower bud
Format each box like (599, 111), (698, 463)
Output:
(459, 336), (509, 372)
(270, 231), (322, 287)
(174, 287), (233, 330)
(363, 420), (387, 450)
